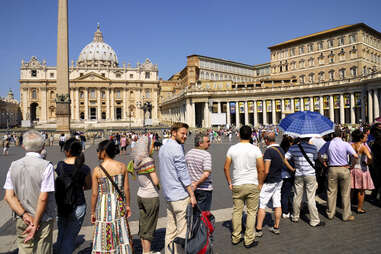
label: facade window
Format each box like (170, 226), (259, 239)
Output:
(101, 112), (106, 120)
(130, 74), (133, 79)
(299, 75), (305, 84)
(50, 91), (55, 99)
(299, 59), (305, 68)
(329, 70), (335, 81)
(116, 108), (122, 120)
(308, 73), (315, 83)
(308, 58), (314, 67)
(50, 73), (54, 78)
(101, 73), (105, 77)
(80, 91), (84, 99)
(145, 89), (150, 99)
(349, 34), (357, 43)
(116, 73), (121, 78)
(328, 51), (334, 63)
(31, 70), (37, 77)
(145, 72), (150, 79)
(339, 68), (345, 79)
(299, 46), (304, 54)
(80, 112), (84, 120)
(328, 39), (334, 48)
(363, 66), (367, 75)
(90, 89), (95, 99)
(80, 73), (84, 77)
(116, 89), (121, 99)
(308, 43), (314, 52)
(318, 41), (323, 50)
(318, 72), (325, 82)
(211, 73), (215, 80)
(290, 48), (295, 56)
(318, 53), (324, 65)
(350, 66), (357, 77)
(32, 89), (37, 99)
(338, 36), (345, 46)
(101, 91), (105, 99)
(90, 108), (96, 120)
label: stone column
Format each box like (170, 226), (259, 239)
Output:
(350, 93), (356, 124)
(244, 101), (249, 125)
(110, 89), (115, 120)
(281, 99), (285, 119)
(191, 102), (196, 128)
(291, 98), (295, 112)
(310, 97), (314, 111)
(75, 88), (79, 120)
(204, 102), (211, 128)
(23, 89), (28, 120)
(263, 100), (268, 125)
(368, 89), (373, 123)
(235, 102), (239, 127)
(227, 101), (231, 126)
(319, 96), (324, 115)
(97, 89), (101, 120)
(329, 95), (334, 122)
(339, 94), (345, 124)
(84, 88), (89, 120)
(106, 89), (110, 119)
(217, 102), (221, 113)
(361, 89), (366, 122)
(254, 100), (258, 126)
(374, 89), (379, 119)
(56, 0), (70, 132)
(123, 88), (127, 120)
(300, 97), (304, 112)
(272, 99), (276, 124)
(70, 89), (74, 120)
(40, 88), (47, 123)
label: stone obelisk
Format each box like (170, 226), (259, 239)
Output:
(56, 0), (70, 132)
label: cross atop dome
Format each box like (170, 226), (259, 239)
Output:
(93, 22), (104, 42)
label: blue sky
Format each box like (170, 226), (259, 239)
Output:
(1, 0), (380, 100)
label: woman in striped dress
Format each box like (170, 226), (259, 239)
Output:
(91, 140), (133, 253)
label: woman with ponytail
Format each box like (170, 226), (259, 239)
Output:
(55, 137), (92, 254)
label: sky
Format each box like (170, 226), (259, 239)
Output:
(1, 0), (381, 100)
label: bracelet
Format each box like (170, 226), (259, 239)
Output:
(20, 211), (27, 218)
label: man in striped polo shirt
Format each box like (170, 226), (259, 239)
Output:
(285, 137), (325, 227)
(185, 133), (213, 211)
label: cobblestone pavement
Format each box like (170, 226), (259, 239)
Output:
(1, 136), (381, 253)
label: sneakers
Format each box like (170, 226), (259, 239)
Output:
(311, 221), (326, 227)
(244, 240), (259, 248)
(269, 227), (280, 235)
(291, 215), (299, 223)
(231, 238), (243, 245)
(344, 215), (355, 222)
(255, 230), (263, 237)
(282, 213), (290, 218)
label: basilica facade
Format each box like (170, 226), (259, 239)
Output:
(19, 25), (160, 129)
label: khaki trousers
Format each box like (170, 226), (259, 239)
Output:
(327, 166), (352, 220)
(165, 197), (190, 254)
(293, 175), (320, 226)
(16, 218), (54, 254)
(231, 184), (259, 245)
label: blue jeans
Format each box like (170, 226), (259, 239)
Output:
(194, 190), (212, 211)
(281, 177), (294, 214)
(56, 204), (86, 254)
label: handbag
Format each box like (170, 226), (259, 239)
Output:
(98, 164), (134, 253)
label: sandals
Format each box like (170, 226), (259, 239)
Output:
(356, 209), (366, 214)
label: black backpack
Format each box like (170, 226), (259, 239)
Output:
(55, 161), (80, 217)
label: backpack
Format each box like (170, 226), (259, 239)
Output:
(55, 161), (80, 217)
(170, 205), (215, 254)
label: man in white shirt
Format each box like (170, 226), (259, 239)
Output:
(4, 130), (56, 253)
(224, 126), (265, 248)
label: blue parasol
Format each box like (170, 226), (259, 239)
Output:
(279, 111), (335, 138)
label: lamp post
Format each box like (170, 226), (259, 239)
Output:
(129, 104), (135, 132)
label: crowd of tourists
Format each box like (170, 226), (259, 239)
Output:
(3, 121), (381, 253)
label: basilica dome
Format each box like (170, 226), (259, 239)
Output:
(77, 24), (118, 67)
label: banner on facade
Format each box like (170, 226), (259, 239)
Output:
(344, 94), (350, 108)
(248, 101), (254, 113)
(230, 102), (236, 114)
(211, 113), (227, 125)
(294, 98), (301, 111)
(239, 102), (245, 113)
(257, 101), (263, 113)
(266, 100), (272, 112)
(313, 97), (320, 111)
(303, 98), (310, 111)
(323, 96), (329, 109)
(275, 100), (281, 112)
(285, 99), (291, 112)
(333, 95), (340, 109)
(354, 93), (361, 107)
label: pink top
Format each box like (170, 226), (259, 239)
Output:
(120, 137), (127, 147)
